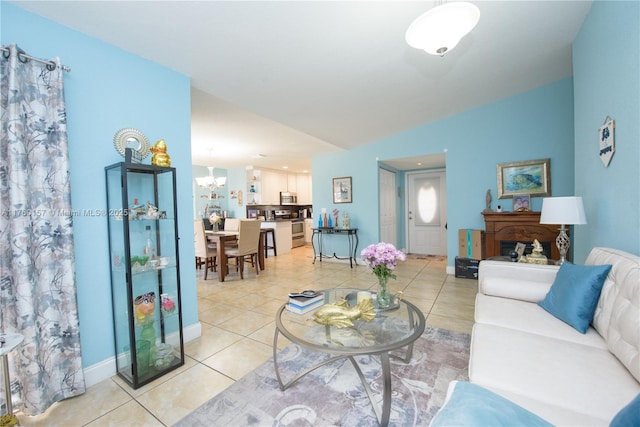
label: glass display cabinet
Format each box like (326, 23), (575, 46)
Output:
(105, 162), (184, 389)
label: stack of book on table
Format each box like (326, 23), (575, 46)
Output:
(288, 292), (324, 314)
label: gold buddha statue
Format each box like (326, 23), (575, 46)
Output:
(151, 139), (171, 167)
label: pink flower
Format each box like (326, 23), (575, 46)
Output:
(360, 242), (406, 279)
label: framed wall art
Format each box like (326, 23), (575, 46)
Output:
(497, 158), (551, 199)
(333, 176), (352, 204)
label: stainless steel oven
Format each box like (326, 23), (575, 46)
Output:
(291, 220), (305, 248)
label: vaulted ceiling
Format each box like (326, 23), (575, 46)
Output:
(12, 1), (593, 172)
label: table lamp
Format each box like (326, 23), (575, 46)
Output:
(539, 196), (587, 264)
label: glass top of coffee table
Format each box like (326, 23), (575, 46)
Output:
(276, 288), (425, 355)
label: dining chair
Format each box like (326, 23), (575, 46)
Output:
(194, 219), (217, 279)
(224, 218), (240, 232)
(224, 219), (261, 279)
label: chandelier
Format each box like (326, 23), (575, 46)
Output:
(406, 1), (480, 56)
(196, 166), (226, 190)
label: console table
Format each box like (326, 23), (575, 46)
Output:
(312, 228), (359, 268)
(482, 212), (565, 261)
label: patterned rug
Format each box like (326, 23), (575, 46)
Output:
(174, 326), (470, 427)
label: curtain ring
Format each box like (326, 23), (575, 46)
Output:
(16, 46), (29, 64)
(46, 62), (57, 71)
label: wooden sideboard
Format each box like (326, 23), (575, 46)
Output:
(482, 212), (565, 261)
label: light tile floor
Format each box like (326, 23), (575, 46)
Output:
(16, 246), (477, 426)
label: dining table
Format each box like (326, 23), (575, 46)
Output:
(205, 229), (266, 282)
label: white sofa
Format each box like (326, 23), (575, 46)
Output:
(463, 247), (640, 426)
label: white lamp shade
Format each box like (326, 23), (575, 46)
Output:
(406, 2), (480, 55)
(540, 196), (587, 225)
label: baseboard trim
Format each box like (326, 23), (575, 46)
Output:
(82, 322), (202, 388)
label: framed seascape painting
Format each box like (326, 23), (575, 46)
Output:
(497, 158), (551, 199)
(333, 177), (352, 204)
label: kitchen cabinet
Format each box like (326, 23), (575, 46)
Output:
(287, 174), (297, 193)
(247, 168), (312, 205)
(260, 169), (287, 204)
(105, 162), (184, 389)
(296, 174), (312, 204)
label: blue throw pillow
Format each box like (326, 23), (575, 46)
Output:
(430, 381), (552, 427)
(538, 262), (612, 333)
(610, 394), (640, 427)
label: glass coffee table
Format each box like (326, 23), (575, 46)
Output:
(273, 288), (425, 426)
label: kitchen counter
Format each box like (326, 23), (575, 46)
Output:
(261, 221), (292, 255)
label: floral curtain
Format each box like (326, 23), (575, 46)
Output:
(0, 45), (85, 416)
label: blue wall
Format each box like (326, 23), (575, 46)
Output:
(572, 0), (640, 261)
(313, 79), (575, 264)
(226, 167), (249, 219)
(2, 4), (195, 368)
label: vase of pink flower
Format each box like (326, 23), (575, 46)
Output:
(360, 242), (406, 308)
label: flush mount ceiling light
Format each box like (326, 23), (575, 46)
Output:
(406, 1), (480, 56)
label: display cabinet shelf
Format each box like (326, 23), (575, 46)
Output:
(105, 162), (184, 389)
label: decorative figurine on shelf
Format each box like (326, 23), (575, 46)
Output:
(483, 189), (493, 212)
(333, 208), (339, 228)
(134, 292), (157, 358)
(134, 292), (156, 321)
(146, 202), (159, 219)
(129, 198), (146, 219)
(342, 211), (350, 229)
(519, 239), (548, 265)
(150, 139), (171, 167)
(160, 293), (176, 315)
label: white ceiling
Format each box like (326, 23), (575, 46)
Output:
(11, 1), (593, 172)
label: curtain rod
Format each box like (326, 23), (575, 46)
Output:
(1, 45), (71, 72)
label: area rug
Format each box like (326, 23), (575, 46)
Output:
(175, 326), (470, 427)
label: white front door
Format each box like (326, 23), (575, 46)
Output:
(407, 170), (447, 255)
(379, 168), (397, 246)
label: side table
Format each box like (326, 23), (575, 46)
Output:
(1, 333), (24, 427)
(311, 228), (359, 268)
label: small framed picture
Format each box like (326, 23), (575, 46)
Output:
(513, 194), (531, 212)
(333, 177), (352, 204)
